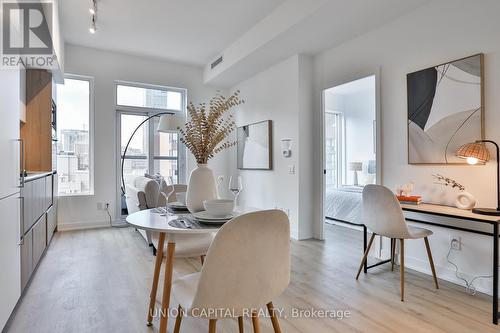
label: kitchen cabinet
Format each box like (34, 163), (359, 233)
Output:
(19, 172), (54, 294)
(47, 205), (56, 243)
(20, 229), (32, 291)
(0, 195), (21, 329)
(32, 215), (47, 267)
(21, 69), (53, 172)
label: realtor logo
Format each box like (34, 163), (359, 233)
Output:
(1, 1), (56, 68)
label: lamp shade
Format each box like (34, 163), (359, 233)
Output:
(348, 162), (363, 171)
(157, 114), (184, 132)
(457, 142), (490, 164)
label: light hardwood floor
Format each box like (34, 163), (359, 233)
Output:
(5, 224), (498, 333)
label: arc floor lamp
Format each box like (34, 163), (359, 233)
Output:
(457, 139), (500, 216)
(120, 113), (184, 194)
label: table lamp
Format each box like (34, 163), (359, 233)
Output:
(457, 140), (500, 216)
(349, 162), (363, 186)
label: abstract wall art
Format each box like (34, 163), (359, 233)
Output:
(237, 120), (272, 170)
(407, 54), (484, 164)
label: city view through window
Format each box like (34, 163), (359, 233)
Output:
(56, 78), (92, 195)
(118, 84), (183, 194)
(56, 79), (184, 196)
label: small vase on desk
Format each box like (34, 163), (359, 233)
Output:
(455, 191), (476, 210)
(186, 164), (218, 213)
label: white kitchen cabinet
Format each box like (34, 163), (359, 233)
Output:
(0, 69), (22, 198)
(0, 194), (21, 329)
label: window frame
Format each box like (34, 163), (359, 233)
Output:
(115, 80), (186, 113)
(56, 74), (95, 197)
(114, 80), (187, 218)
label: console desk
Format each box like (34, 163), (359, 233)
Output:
(399, 203), (500, 325)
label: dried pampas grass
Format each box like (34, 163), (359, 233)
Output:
(179, 91), (244, 164)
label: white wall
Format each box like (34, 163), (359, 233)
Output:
(313, 0), (500, 294)
(229, 54), (314, 240)
(59, 44), (228, 230)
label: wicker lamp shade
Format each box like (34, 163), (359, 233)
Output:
(348, 162), (363, 171)
(457, 142), (490, 163)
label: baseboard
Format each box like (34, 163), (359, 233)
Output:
(404, 256), (493, 296)
(57, 220), (111, 231)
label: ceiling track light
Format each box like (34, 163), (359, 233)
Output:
(89, 15), (97, 34)
(89, 0), (97, 34)
(89, 0), (97, 15)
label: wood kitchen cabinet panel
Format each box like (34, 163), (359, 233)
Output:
(21, 69), (53, 172)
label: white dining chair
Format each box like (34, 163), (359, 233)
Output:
(146, 183), (215, 327)
(171, 209), (291, 333)
(356, 184), (439, 301)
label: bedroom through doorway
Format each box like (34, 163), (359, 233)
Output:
(322, 75), (379, 236)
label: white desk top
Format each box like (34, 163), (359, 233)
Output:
(401, 203), (500, 223)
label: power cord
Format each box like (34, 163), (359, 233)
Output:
(104, 203), (127, 228)
(446, 239), (492, 295)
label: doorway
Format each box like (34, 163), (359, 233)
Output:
(321, 74), (380, 238)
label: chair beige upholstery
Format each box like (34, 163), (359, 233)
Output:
(125, 176), (163, 245)
(356, 184), (439, 301)
(171, 210), (291, 333)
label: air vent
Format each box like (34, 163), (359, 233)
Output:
(211, 56), (223, 69)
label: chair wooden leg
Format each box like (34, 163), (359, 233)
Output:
(147, 232), (165, 326)
(267, 302), (281, 333)
(238, 316), (244, 333)
(400, 239), (405, 302)
(159, 242), (176, 333)
(391, 238), (396, 271)
(208, 319), (217, 333)
(424, 237), (439, 289)
(173, 305), (183, 333)
(201, 255), (205, 265)
(251, 311), (260, 333)
(356, 233), (376, 279)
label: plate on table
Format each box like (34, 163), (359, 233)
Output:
(192, 211), (234, 221)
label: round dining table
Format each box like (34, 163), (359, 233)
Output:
(126, 208), (223, 333)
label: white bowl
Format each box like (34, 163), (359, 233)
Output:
(203, 199), (235, 217)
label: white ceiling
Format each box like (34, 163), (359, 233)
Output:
(60, 0), (286, 66)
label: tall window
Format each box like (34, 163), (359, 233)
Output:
(56, 75), (93, 195)
(117, 81), (185, 199)
(325, 112), (343, 189)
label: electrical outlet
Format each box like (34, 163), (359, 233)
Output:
(105, 203), (110, 210)
(97, 202), (103, 210)
(288, 165), (295, 175)
(449, 236), (462, 250)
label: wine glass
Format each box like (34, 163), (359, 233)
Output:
(229, 175), (243, 209)
(163, 176), (175, 217)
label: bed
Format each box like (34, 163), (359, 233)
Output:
(325, 186), (364, 225)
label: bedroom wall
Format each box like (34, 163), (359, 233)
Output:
(313, 0), (500, 294)
(228, 54), (314, 240)
(59, 44), (228, 230)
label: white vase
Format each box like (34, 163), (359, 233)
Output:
(455, 191), (476, 210)
(186, 164), (218, 213)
